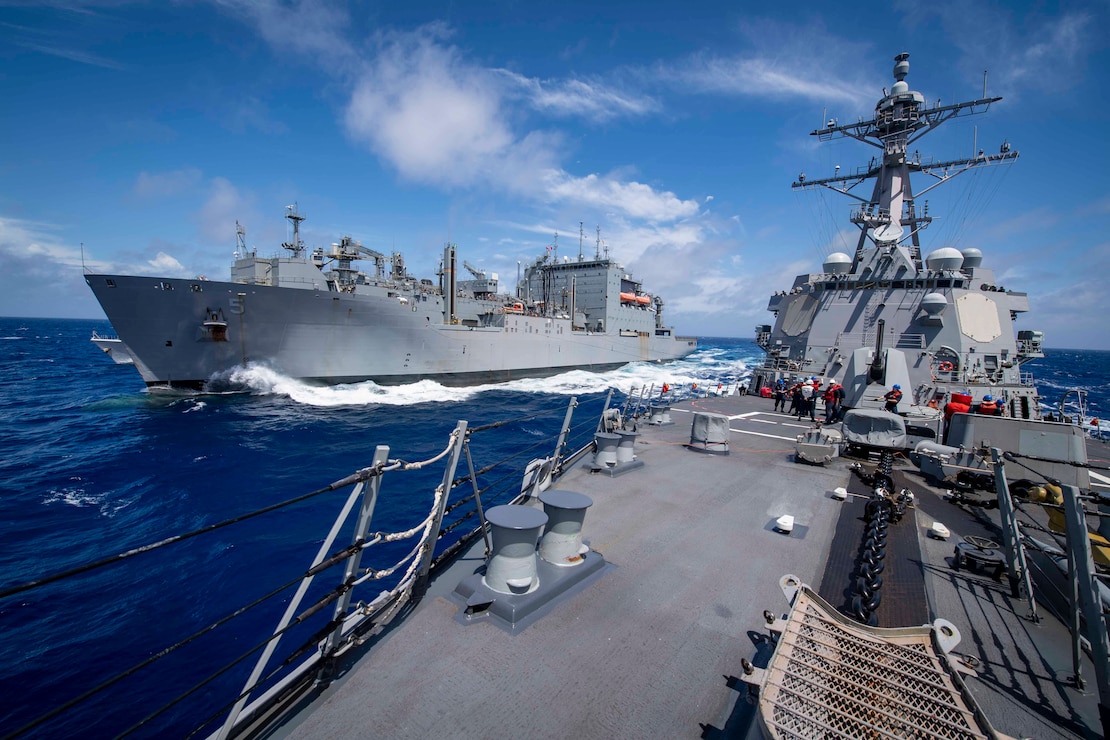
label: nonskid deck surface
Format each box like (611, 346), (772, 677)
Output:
(277, 394), (1104, 739)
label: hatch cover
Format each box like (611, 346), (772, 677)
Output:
(747, 578), (1009, 739)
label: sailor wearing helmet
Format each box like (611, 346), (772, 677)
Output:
(883, 384), (903, 413)
(978, 394), (998, 415)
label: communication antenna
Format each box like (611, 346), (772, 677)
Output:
(235, 220), (247, 258)
(578, 221), (584, 261)
(595, 225), (601, 260)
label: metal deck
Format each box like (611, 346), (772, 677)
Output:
(270, 394), (1106, 739)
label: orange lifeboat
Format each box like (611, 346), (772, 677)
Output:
(636, 295), (652, 305)
(619, 292), (637, 303)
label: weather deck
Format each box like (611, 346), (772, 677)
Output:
(272, 394), (1106, 739)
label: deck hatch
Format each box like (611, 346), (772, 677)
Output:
(751, 580), (1005, 739)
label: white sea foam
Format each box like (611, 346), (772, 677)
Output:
(216, 347), (757, 408)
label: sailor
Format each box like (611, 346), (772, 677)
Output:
(977, 394), (998, 415)
(824, 381), (844, 423)
(883, 384), (903, 413)
(800, 380), (816, 421)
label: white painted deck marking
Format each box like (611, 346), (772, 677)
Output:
(728, 427), (796, 442)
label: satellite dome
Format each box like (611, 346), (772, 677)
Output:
(823, 252), (852, 274)
(961, 247), (983, 268)
(925, 247), (964, 272)
(891, 80), (909, 95)
(921, 292), (947, 316)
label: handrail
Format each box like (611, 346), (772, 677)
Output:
(2, 395), (603, 740)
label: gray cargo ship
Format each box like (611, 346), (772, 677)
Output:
(84, 213), (696, 388)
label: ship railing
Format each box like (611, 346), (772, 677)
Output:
(756, 356), (800, 372)
(624, 379), (748, 411)
(0, 395), (608, 740)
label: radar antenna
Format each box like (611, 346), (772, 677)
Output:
(792, 53), (1017, 257)
(281, 203), (306, 257)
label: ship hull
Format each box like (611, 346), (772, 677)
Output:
(85, 274), (697, 388)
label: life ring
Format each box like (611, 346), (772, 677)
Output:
(938, 361), (955, 372)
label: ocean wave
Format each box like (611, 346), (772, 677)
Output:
(213, 349), (759, 408)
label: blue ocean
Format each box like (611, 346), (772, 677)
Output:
(1, 317), (1106, 738)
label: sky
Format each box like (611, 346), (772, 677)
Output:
(1, 0), (1107, 349)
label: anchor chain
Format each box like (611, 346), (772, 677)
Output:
(849, 451), (912, 625)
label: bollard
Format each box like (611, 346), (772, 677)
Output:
(593, 432), (620, 468)
(649, 404), (672, 425)
(616, 430), (640, 464)
(538, 489), (593, 567)
(483, 505), (548, 594)
(688, 412), (730, 455)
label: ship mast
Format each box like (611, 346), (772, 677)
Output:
(281, 203), (306, 258)
(792, 53), (1018, 267)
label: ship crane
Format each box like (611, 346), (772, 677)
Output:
(463, 261), (486, 280)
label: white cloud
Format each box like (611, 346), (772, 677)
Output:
(196, 177), (256, 245)
(134, 168), (203, 199)
(341, 25), (693, 227)
(211, 0), (357, 72)
(0, 216), (96, 271)
(893, 2), (1094, 99)
(541, 171), (700, 223)
(343, 25), (525, 188)
(657, 53), (872, 109)
(147, 252), (187, 274)
(495, 69), (659, 121)
(15, 40), (125, 70)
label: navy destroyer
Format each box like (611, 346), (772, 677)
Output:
(754, 52), (1043, 421)
(84, 215), (696, 388)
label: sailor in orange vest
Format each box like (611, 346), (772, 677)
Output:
(977, 394), (998, 415)
(883, 384), (902, 413)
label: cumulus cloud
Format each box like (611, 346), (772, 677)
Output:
(344, 27), (516, 187)
(146, 252), (188, 274)
(541, 171), (700, 223)
(340, 25), (692, 226)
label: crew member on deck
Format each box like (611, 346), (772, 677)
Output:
(977, 394), (998, 415)
(883, 384), (903, 413)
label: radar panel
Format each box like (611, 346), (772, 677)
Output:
(956, 293), (1002, 343)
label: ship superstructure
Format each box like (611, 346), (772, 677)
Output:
(84, 209), (696, 389)
(755, 53), (1043, 418)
